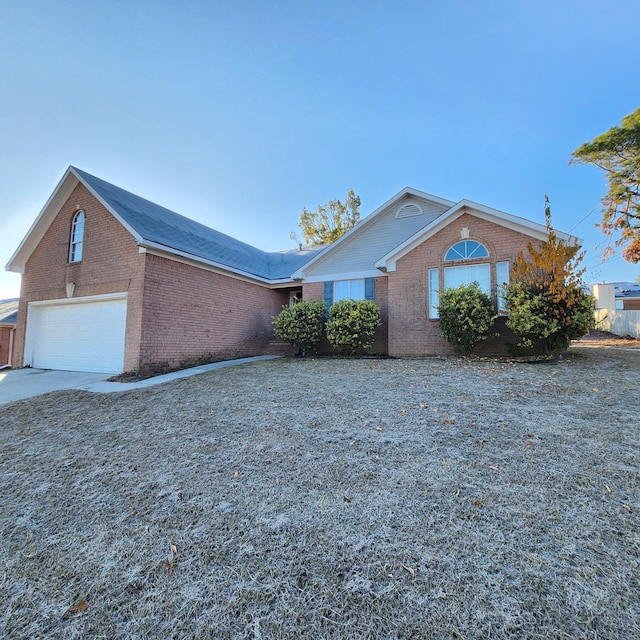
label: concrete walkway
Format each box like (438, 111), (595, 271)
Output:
(0, 356), (279, 405)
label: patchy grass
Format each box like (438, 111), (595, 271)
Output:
(1, 348), (638, 639)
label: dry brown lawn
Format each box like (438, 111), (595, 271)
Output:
(1, 346), (639, 639)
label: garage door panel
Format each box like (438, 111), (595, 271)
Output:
(27, 297), (127, 374)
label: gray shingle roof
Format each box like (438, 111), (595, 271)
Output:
(0, 298), (19, 324)
(73, 167), (322, 281)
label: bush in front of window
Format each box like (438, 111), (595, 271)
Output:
(326, 299), (381, 355)
(272, 299), (326, 356)
(437, 282), (498, 355)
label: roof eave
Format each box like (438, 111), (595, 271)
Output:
(139, 241), (297, 286)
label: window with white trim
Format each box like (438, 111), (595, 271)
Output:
(430, 240), (497, 314)
(428, 268), (439, 318)
(69, 210), (85, 263)
(334, 279), (365, 302)
(444, 263), (491, 296)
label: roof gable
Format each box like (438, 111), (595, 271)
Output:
(375, 199), (579, 272)
(293, 187), (454, 280)
(7, 167), (321, 283)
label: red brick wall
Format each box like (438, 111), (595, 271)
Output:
(302, 282), (325, 304)
(14, 183), (147, 370)
(0, 327), (13, 366)
(388, 213), (542, 356)
(138, 253), (289, 372)
(13, 181), (291, 373)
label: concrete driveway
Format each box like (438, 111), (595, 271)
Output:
(0, 368), (111, 405)
(0, 356), (280, 405)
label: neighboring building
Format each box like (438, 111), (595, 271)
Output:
(589, 281), (640, 310)
(6, 167), (577, 373)
(591, 282), (640, 339)
(613, 282), (640, 310)
(0, 298), (19, 368)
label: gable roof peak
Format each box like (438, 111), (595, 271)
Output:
(8, 166), (320, 283)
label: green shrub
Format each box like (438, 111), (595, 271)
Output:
(326, 299), (381, 355)
(504, 199), (595, 354)
(506, 282), (594, 353)
(272, 299), (325, 356)
(437, 283), (498, 355)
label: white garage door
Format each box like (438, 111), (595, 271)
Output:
(26, 295), (127, 374)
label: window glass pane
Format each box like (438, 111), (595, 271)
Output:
(444, 264), (491, 296)
(74, 213), (84, 237)
(429, 268), (439, 318)
(70, 211), (85, 262)
(496, 261), (509, 315)
(334, 279), (365, 302)
(444, 240), (489, 261)
(334, 281), (350, 302)
(350, 279), (365, 300)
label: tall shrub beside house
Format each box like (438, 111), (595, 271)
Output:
(272, 299), (325, 356)
(437, 282), (498, 355)
(326, 299), (381, 355)
(505, 198), (595, 354)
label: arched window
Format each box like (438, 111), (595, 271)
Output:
(444, 240), (489, 261)
(69, 210), (85, 262)
(429, 238), (510, 319)
(444, 240), (491, 306)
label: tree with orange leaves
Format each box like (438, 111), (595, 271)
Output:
(505, 197), (594, 354)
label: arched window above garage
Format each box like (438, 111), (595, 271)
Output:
(69, 210), (85, 263)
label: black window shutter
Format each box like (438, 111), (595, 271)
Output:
(324, 281), (333, 311)
(364, 277), (375, 300)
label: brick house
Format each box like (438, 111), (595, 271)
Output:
(0, 299), (18, 368)
(6, 167), (575, 373)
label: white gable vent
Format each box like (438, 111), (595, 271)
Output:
(395, 202), (423, 218)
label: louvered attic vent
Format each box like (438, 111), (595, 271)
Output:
(395, 202), (423, 218)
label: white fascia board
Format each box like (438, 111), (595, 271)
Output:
(456, 199), (579, 244)
(292, 187), (456, 279)
(6, 167), (81, 273)
(400, 187), (456, 209)
(376, 200), (582, 272)
(269, 279), (303, 289)
(141, 242), (294, 287)
(302, 269), (385, 284)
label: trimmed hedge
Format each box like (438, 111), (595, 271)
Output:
(272, 299), (325, 356)
(437, 283), (498, 355)
(326, 299), (381, 355)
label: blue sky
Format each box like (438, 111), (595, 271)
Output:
(1, 0), (639, 298)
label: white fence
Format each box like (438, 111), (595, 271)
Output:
(594, 309), (640, 339)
